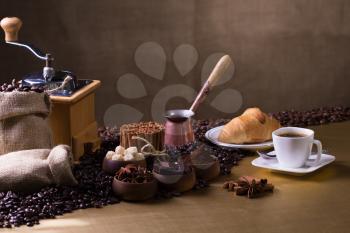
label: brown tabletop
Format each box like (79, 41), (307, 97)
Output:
(13, 122), (350, 233)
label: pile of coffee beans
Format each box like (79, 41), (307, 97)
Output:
(193, 119), (251, 175)
(273, 106), (350, 127)
(165, 140), (244, 175)
(0, 148), (119, 228)
(209, 145), (250, 175)
(193, 119), (229, 142)
(0, 79), (45, 93)
(98, 126), (120, 151)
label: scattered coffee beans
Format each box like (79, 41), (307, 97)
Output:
(272, 106), (350, 127)
(193, 119), (252, 175)
(0, 79), (45, 93)
(0, 106), (348, 228)
(98, 126), (120, 151)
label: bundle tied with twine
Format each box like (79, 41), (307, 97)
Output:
(120, 122), (165, 152)
(132, 136), (168, 158)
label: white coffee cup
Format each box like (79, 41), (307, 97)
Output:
(272, 127), (322, 168)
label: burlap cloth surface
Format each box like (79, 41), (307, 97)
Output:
(0, 92), (52, 155)
(0, 145), (77, 192)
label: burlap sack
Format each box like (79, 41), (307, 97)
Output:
(0, 145), (77, 192)
(0, 92), (52, 155)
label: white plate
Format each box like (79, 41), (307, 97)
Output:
(205, 126), (274, 150)
(251, 153), (335, 176)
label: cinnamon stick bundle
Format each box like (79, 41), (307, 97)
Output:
(120, 122), (165, 151)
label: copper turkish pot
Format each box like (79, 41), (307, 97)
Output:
(164, 55), (233, 147)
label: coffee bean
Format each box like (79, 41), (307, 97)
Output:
(26, 222), (34, 227)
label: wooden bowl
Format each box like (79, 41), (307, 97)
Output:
(153, 166), (196, 193)
(193, 159), (220, 181)
(102, 157), (146, 175)
(112, 177), (158, 201)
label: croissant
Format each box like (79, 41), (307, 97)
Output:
(218, 108), (281, 144)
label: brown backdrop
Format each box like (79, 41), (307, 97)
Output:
(0, 0), (349, 126)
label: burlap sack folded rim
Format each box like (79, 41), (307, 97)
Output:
(48, 145), (78, 186)
(0, 145), (77, 192)
(0, 92), (51, 120)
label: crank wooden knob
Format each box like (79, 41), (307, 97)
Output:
(0, 17), (22, 42)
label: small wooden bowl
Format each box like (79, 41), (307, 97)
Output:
(193, 159), (220, 181)
(153, 166), (196, 193)
(112, 177), (158, 201)
(102, 157), (146, 175)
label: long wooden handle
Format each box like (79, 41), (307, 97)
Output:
(0, 17), (22, 42)
(190, 55), (233, 112)
(206, 55), (232, 88)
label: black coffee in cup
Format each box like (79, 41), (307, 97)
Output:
(278, 132), (307, 138)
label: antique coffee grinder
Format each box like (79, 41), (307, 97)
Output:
(0, 17), (101, 159)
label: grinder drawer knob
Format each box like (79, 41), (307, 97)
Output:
(0, 17), (22, 42)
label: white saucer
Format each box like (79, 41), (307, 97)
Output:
(205, 126), (273, 150)
(251, 153), (335, 175)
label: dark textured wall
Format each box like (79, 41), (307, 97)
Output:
(0, 0), (349, 126)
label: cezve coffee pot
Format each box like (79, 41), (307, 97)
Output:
(164, 55), (233, 146)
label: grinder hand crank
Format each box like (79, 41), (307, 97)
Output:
(0, 17), (78, 93)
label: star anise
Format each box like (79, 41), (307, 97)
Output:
(223, 176), (274, 198)
(115, 164), (153, 183)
